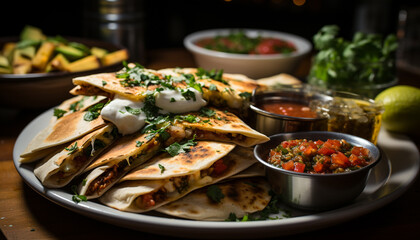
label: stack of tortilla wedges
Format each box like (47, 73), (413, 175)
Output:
(19, 65), (300, 221)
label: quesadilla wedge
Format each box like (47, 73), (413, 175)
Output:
(99, 141), (257, 213)
(34, 124), (118, 188)
(70, 64), (257, 114)
(165, 107), (269, 147)
(20, 98), (108, 163)
(77, 131), (163, 199)
(155, 177), (271, 221)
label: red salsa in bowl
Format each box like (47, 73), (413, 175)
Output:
(195, 31), (297, 55)
(268, 139), (371, 174)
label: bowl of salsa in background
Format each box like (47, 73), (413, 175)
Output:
(254, 131), (381, 211)
(249, 85), (330, 135)
(183, 29), (312, 79)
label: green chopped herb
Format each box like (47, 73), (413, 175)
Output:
(199, 107), (215, 117)
(209, 84), (218, 91)
(102, 80), (107, 86)
(136, 141), (144, 147)
(53, 108), (67, 119)
(125, 106), (142, 115)
(206, 185), (225, 203)
(239, 92), (251, 99)
(164, 137), (197, 156)
(170, 97), (176, 102)
(65, 142), (78, 155)
(83, 102), (105, 121)
(158, 164), (166, 174)
(181, 89), (197, 101)
(82, 179), (87, 186)
(71, 185), (87, 203)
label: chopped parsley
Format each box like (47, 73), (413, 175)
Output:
(206, 185), (225, 203)
(125, 106), (142, 115)
(196, 68), (229, 85)
(199, 107), (216, 117)
(239, 91), (252, 99)
(164, 137), (197, 156)
(102, 80), (107, 86)
(65, 142), (78, 155)
(71, 185), (87, 203)
(158, 164), (166, 174)
(84, 102), (105, 121)
(53, 108), (67, 119)
(209, 83), (218, 91)
(181, 89), (197, 101)
(136, 141), (144, 147)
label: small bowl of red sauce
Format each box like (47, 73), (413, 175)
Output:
(249, 86), (331, 135)
(254, 131), (381, 211)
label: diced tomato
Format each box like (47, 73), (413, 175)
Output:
(255, 38), (296, 54)
(318, 146), (336, 155)
(294, 162), (306, 173)
(269, 149), (279, 158)
(349, 154), (367, 167)
(282, 160), (295, 171)
(313, 162), (324, 173)
(299, 142), (317, 157)
(142, 193), (156, 208)
(351, 146), (370, 157)
(281, 140), (299, 149)
(331, 152), (350, 168)
(323, 139), (342, 151)
(212, 159), (228, 175)
(314, 140), (324, 146)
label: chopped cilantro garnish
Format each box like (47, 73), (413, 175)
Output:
(170, 97), (176, 102)
(53, 108), (67, 119)
(84, 102), (105, 121)
(65, 142), (78, 155)
(209, 84), (218, 91)
(158, 164), (166, 174)
(239, 91), (252, 99)
(136, 141), (144, 147)
(125, 106), (142, 115)
(164, 137), (197, 156)
(102, 80), (107, 86)
(181, 89), (197, 101)
(196, 68), (229, 85)
(199, 107), (215, 117)
(71, 185), (87, 203)
(206, 185), (225, 203)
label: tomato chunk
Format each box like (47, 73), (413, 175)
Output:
(282, 160), (295, 171)
(318, 146), (336, 155)
(331, 152), (351, 168)
(294, 162), (306, 173)
(212, 159), (228, 175)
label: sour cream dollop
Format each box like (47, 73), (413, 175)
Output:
(155, 88), (207, 114)
(100, 95), (147, 135)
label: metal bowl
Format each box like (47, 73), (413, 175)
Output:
(254, 131), (381, 211)
(249, 86), (331, 136)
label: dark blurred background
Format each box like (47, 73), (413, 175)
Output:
(0, 0), (418, 66)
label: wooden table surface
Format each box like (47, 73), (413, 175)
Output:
(1, 49), (419, 240)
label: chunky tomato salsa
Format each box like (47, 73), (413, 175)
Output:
(195, 31), (297, 55)
(267, 139), (371, 173)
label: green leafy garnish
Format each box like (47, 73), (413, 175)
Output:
(239, 92), (251, 99)
(199, 107), (215, 117)
(65, 142), (78, 155)
(53, 108), (67, 119)
(206, 185), (225, 203)
(308, 25), (398, 91)
(71, 185), (87, 203)
(136, 141), (144, 147)
(164, 137), (197, 156)
(125, 106), (141, 115)
(196, 68), (229, 85)
(83, 102), (105, 121)
(158, 164), (166, 174)
(209, 84), (218, 91)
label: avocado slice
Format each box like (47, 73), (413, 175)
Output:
(20, 25), (46, 41)
(55, 45), (86, 61)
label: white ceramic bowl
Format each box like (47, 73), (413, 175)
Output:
(184, 28), (312, 79)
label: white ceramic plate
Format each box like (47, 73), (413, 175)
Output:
(13, 108), (420, 239)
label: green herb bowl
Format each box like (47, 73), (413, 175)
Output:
(184, 28), (312, 79)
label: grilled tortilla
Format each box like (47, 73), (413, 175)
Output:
(77, 131), (163, 199)
(19, 99), (108, 163)
(34, 124), (118, 188)
(156, 177), (271, 221)
(99, 141), (257, 213)
(70, 65), (258, 113)
(165, 107), (269, 147)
